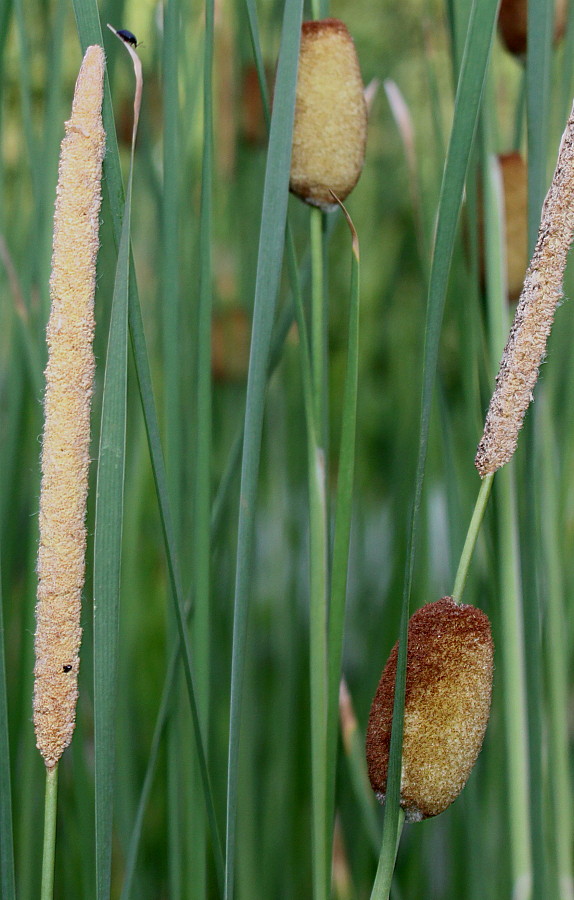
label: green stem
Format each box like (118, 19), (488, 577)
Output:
(497, 466), (532, 898)
(451, 473), (493, 604)
(40, 764), (58, 900)
(369, 807), (405, 900)
(308, 205), (329, 900)
(310, 206), (326, 444)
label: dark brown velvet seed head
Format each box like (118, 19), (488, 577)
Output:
(366, 597), (493, 822)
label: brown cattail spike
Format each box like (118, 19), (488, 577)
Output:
(366, 597), (494, 822)
(476, 102), (574, 476)
(33, 45), (105, 768)
(290, 19), (367, 211)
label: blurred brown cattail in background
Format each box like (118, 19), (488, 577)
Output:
(499, 153), (528, 302)
(498, 0), (567, 57)
(211, 306), (251, 382)
(366, 597), (493, 822)
(33, 45), (105, 769)
(478, 153), (528, 302)
(290, 19), (367, 210)
(240, 63), (273, 146)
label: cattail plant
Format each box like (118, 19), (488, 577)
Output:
(33, 44), (105, 770)
(476, 101), (574, 476)
(290, 18), (367, 210)
(366, 597), (493, 821)
(498, 0), (567, 57)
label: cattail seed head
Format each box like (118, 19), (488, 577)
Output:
(33, 45), (105, 768)
(476, 101), (574, 476)
(290, 19), (367, 211)
(366, 597), (493, 822)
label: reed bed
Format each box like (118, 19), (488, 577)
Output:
(1, 0), (574, 898)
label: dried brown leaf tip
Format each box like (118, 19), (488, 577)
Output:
(290, 19), (367, 211)
(366, 597), (493, 822)
(475, 102), (574, 477)
(33, 45), (105, 769)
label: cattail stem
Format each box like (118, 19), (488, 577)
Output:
(308, 202), (330, 900)
(451, 473), (494, 603)
(40, 764), (58, 900)
(33, 44), (105, 769)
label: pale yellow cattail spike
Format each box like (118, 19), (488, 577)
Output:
(33, 44), (105, 768)
(475, 101), (574, 477)
(290, 19), (367, 211)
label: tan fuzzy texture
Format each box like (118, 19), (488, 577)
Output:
(33, 45), (105, 769)
(366, 598), (493, 822)
(290, 19), (367, 210)
(476, 101), (574, 476)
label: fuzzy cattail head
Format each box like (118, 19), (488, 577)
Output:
(366, 597), (493, 822)
(476, 101), (574, 476)
(289, 19), (367, 211)
(33, 45), (105, 768)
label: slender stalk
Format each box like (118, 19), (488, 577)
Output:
(310, 206), (326, 444)
(539, 400), (574, 899)
(451, 473), (493, 603)
(224, 4), (303, 895)
(497, 467), (532, 899)
(308, 203), (329, 900)
(481, 149), (532, 900)
(325, 203), (360, 870)
(40, 764), (58, 900)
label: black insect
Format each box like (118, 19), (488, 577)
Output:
(62, 664), (72, 673)
(117, 29), (138, 47)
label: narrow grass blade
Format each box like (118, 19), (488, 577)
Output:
(325, 205), (360, 865)
(0, 553), (15, 900)
(526, 0), (554, 245)
(538, 398), (572, 898)
(225, 1), (303, 895)
(187, 0), (214, 893)
(374, 0), (499, 895)
(92, 95), (131, 900)
(160, 0), (184, 892)
(482, 154), (532, 899)
(290, 200), (328, 900)
(71, 3), (224, 886)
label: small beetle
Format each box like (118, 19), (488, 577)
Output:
(117, 29), (138, 47)
(62, 664), (72, 673)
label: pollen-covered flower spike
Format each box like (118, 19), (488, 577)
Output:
(366, 597), (493, 822)
(33, 45), (105, 769)
(289, 19), (367, 211)
(476, 100), (574, 477)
